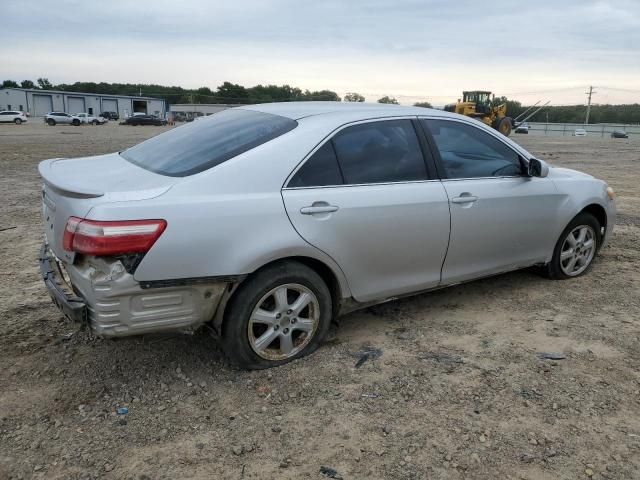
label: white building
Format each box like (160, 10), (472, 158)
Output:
(168, 103), (242, 121)
(0, 88), (166, 118)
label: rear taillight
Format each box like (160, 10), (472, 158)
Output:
(63, 217), (167, 256)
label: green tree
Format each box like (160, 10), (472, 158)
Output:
(216, 82), (250, 103)
(344, 92), (365, 102)
(378, 96), (399, 104)
(20, 80), (36, 89)
(2, 80), (19, 88)
(414, 101), (433, 108)
(37, 78), (53, 89)
(302, 89), (341, 101)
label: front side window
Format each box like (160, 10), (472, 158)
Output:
(121, 109), (297, 177)
(422, 119), (522, 179)
(332, 120), (427, 184)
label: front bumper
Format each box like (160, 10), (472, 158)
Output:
(39, 243), (228, 337)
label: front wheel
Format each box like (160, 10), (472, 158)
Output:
(47, 119), (56, 126)
(72, 119), (80, 126)
(92, 120), (99, 125)
(545, 212), (601, 279)
(221, 261), (332, 369)
(14, 118), (22, 125)
(497, 117), (513, 136)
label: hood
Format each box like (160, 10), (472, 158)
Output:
(546, 166), (594, 180)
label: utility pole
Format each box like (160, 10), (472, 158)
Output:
(585, 86), (596, 124)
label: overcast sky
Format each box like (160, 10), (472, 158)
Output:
(2, 0), (639, 105)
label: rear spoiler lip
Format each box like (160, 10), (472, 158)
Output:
(38, 159), (105, 199)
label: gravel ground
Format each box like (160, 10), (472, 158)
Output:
(0, 121), (639, 480)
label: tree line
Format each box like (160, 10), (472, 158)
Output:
(2, 79), (638, 123)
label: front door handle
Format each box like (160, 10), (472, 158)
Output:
(300, 204), (339, 215)
(451, 194), (478, 204)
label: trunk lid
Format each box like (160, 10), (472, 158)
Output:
(39, 153), (176, 262)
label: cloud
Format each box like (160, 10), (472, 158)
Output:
(1, 0), (638, 104)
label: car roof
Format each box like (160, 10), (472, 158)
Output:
(237, 101), (455, 121)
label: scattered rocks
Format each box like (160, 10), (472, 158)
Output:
(320, 466), (343, 479)
(231, 445), (243, 456)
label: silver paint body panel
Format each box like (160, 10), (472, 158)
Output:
(37, 102), (616, 337)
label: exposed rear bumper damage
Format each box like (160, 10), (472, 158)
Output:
(39, 243), (227, 337)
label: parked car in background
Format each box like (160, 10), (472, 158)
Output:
(573, 128), (587, 137)
(74, 113), (107, 125)
(514, 123), (529, 134)
(611, 130), (628, 139)
(0, 111), (28, 124)
(38, 103), (616, 369)
(45, 112), (80, 126)
(123, 114), (167, 126)
(100, 111), (119, 121)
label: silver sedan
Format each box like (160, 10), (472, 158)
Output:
(38, 103), (616, 368)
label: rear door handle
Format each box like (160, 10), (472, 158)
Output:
(451, 195), (478, 204)
(300, 204), (339, 215)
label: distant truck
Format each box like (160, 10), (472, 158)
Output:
(74, 113), (107, 125)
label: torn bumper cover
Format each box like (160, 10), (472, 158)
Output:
(39, 243), (87, 323)
(39, 243), (228, 337)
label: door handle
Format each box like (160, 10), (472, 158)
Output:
(300, 204), (339, 215)
(451, 194), (478, 204)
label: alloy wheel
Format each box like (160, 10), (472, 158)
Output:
(247, 283), (320, 361)
(560, 225), (596, 276)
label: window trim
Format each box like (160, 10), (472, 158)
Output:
(283, 116), (437, 190)
(418, 116), (531, 181)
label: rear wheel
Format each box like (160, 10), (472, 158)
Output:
(497, 117), (512, 136)
(221, 261), (332, 369)
(545, 212), (601, 279)
(72, 119), (80, 126)
(14, 118), (22, 125)
(47, 118), (56, 126)
(92, 120), (99, 125)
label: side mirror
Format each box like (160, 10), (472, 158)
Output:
(528, 158), (549, 178)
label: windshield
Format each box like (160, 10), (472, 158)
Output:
(121, 109), (297, 177)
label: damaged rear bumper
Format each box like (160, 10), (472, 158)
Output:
(39, 243), (228, 337)
(39, 243), (87, 323)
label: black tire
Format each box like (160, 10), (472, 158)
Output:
(47, 118), (56, 126)
(72, 119), (80, 126)
(92, 120), (98, 125)
(544, 212), (601, 280)
(221, 261), (332, 369)
(14, 118), (22, 125)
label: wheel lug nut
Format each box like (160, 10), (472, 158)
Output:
(286, 309), (292, 314)
(276, 313), (281, 319)
(283, 328), (289, 334)
(291, 318), (297, 324)
(274, 325), (279, 331)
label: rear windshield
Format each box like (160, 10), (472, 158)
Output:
(121, 109), (297, 176)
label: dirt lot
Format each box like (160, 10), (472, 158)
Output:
(1, 121), (638, 480)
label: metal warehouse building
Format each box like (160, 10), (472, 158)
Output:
(0, 88), (166, 118)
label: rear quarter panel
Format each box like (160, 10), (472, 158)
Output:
(86, 117), (355, 297)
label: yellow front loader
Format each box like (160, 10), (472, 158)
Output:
(444, 91), (513, 136)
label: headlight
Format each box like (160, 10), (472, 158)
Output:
(606, 186), (615, 200)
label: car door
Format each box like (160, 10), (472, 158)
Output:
(282, 118), (451, 303)
(420, 117), (564, 285)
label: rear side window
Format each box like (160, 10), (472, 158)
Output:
(332, 120), (427, 184)
(288, 142), (343, 188)
(121, 109), (297, 177)
(422, 119), (522, 179)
